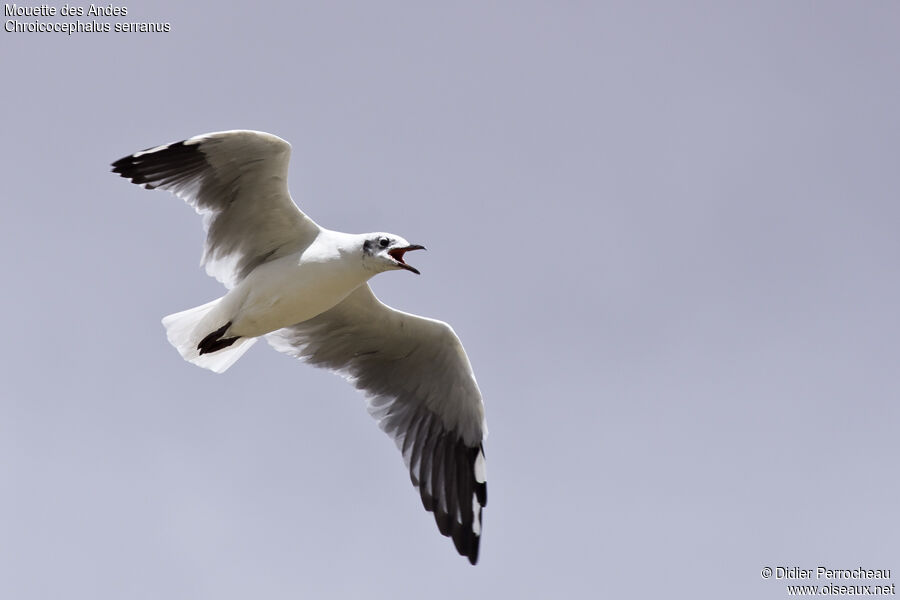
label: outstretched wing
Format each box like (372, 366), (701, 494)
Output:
(267, 285), (488, 564)
(112, 130), (321, 288)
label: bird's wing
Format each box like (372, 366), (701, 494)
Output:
(111, 130), (321, 288)
(266, 284), (488, 564)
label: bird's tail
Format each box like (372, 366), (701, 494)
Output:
(161, 299), (257, 374)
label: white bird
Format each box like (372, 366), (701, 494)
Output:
(111, 130), (488, 564)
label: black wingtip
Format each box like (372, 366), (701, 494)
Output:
(110, 140), (205, 189)
(410, 435), (486, 565)
(110, 155), (129, 176)
(452, 524), (481, 565)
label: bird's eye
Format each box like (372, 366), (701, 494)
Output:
(379, 237), (390, 248)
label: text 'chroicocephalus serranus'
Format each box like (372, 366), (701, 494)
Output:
(111, 130), (488, 564)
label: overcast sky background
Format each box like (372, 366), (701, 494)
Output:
(2, 2), (899, 598)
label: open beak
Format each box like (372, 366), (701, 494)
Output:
(388, 244), (426, 274)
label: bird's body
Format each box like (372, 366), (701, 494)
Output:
(210, 231), (373, 340)
(112, 130), (488, 564)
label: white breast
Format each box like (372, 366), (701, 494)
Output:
(225, 233), (370, 338)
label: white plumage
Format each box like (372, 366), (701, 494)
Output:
(112, 130), (488, 564)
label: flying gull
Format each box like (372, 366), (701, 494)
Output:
(111, 130), (488, 564)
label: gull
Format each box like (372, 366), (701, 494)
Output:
(111, 130), (488, 564)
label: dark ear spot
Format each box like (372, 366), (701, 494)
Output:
(363, 239), (373, 255)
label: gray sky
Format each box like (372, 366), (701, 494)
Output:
(3, 2), (899, 598)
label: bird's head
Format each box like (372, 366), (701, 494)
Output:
(362, 233), (426, 274)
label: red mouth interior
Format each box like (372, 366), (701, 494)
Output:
(387, 246), (423, 274)
(388, 247), (410, 264)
